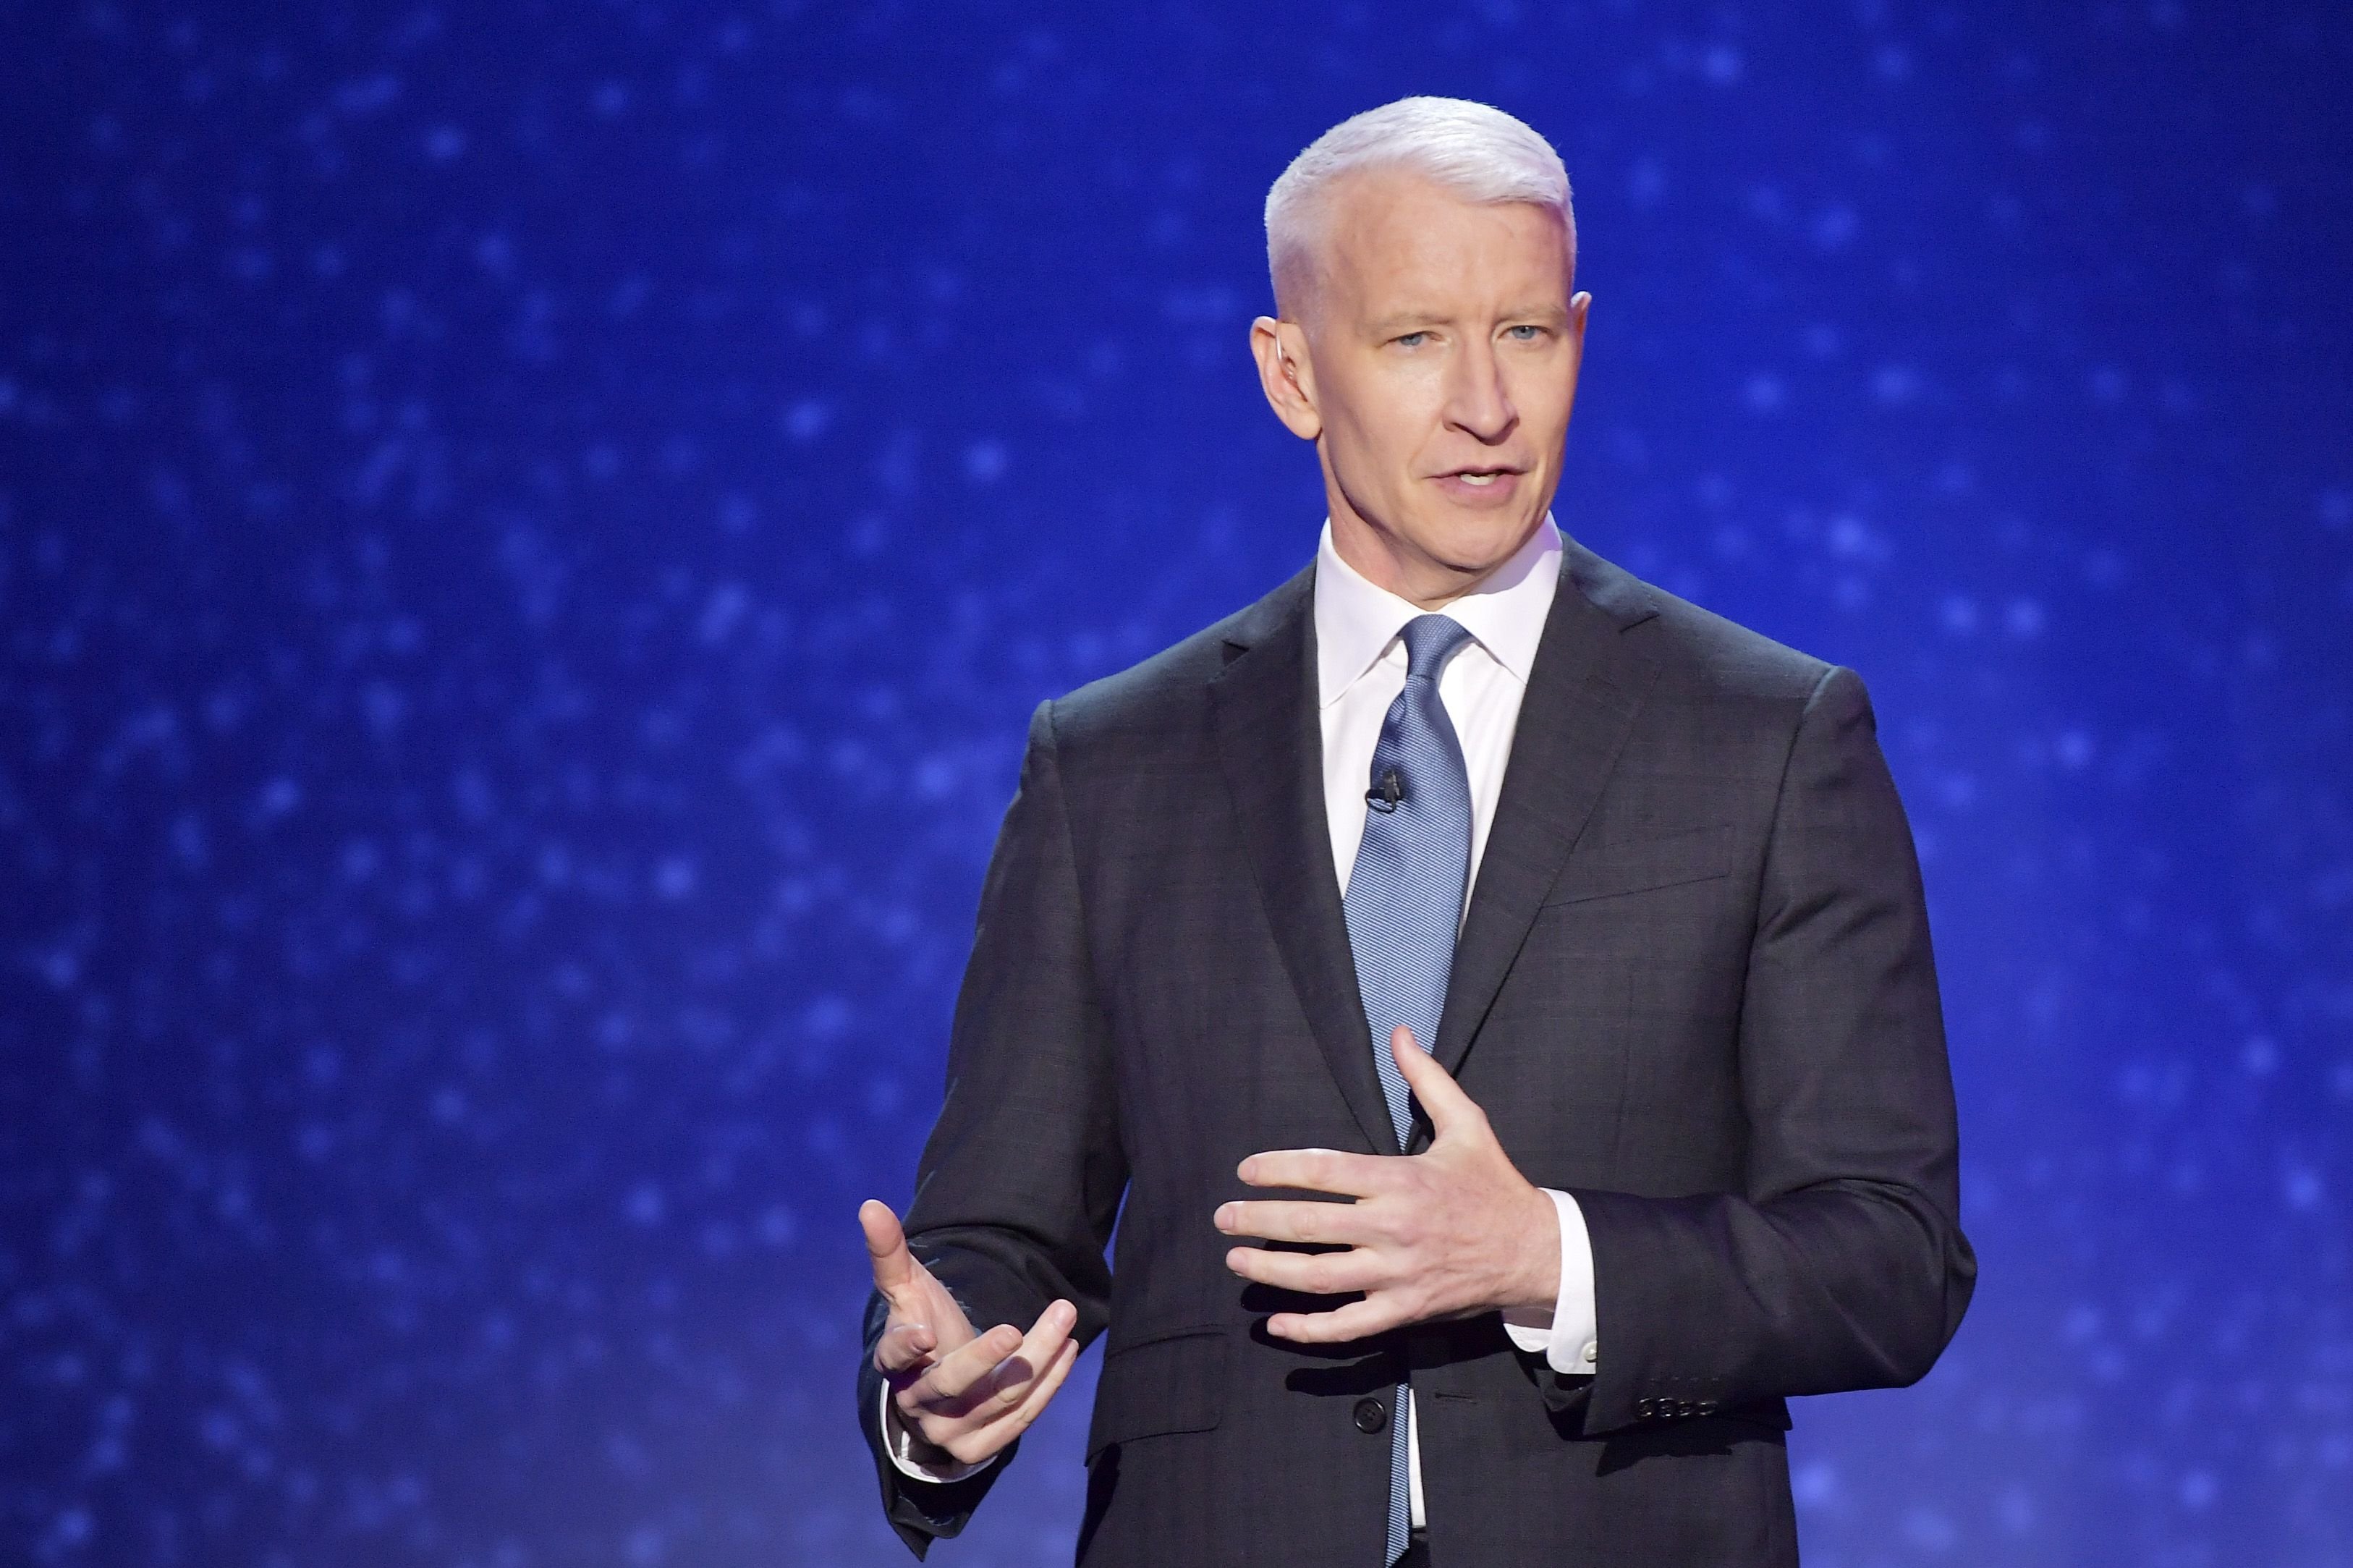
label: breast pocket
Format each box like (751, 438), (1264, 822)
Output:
(1540, 823), (1734, 907)
(1085, 1325), (1228, 1462)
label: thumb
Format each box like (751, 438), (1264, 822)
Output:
(860, 1199), (921, 1302)
(1389, 1026), (1483, 1140)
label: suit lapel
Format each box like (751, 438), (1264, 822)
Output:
(1208, 566), (1398, 1156)
(1427, 541), (1661, 1105)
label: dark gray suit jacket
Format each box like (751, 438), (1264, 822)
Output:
(860, 538), (1975, 1565)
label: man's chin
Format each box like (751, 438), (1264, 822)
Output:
(1415, 507), (1546, 578)
(1331, 501), (1546, 598)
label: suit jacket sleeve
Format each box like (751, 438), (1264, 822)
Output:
(1565, 664), (1977, 1433)
(856, 699), (1128, 1557)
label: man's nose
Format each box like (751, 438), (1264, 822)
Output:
(1442, 339), (1517, 443)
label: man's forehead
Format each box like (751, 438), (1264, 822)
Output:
(1281, 167), (1570, 326)
(1323, 175), (1564, 263)
(1322, 185), (1567, 299)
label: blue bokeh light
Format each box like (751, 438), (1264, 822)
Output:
(3, 4), (2348, 1564)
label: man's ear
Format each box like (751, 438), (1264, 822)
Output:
(1250, 316), (1322, 441)
(1559, 291), (1593, 418)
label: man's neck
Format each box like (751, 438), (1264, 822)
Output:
(1328, 512), (1543, 610)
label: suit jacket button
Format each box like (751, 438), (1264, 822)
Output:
(1635, 1397), (1655, 1419)
(1352, 1397), (1389, 1435)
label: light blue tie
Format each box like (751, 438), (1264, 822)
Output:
(1340, 613), (1475, 1565)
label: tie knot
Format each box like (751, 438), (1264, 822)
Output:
(1399, 614), (1474, 682)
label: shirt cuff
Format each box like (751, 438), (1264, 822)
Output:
(1500, 1187), (1599, 1374)
(879, 1382), (1000, 1484)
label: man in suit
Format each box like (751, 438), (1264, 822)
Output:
(854, 96), (1975, 1566)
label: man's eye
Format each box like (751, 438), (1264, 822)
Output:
(1506, 324), (1543, 341)
(1394, 331), (1428, 348)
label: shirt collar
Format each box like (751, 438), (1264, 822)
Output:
(1313, 514), (1563, 708)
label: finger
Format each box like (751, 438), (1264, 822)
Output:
(1389, 1026), (1483, 1138)
(1214, 1198), (1371, 1247)
(900, 1321), (1025, 1408)
(1264, 1296), (1399, 1345)
(1223, 1243), (1383, 1297)
(874, 1318), (939, 1374)
(938, 1335), (1083, 1467)
(1013, 1334), (1082, 1423)
(860, 1200), (921, 1302)
(973, 1299), (1080, 1417)
(1237, 1146), (1386, 1196)
(907, 1300), (1075, 1426)
(996, 1334), (1082, 1433)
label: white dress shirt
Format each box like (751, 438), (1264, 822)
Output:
(883, 516), (1602, 1506)
(1310, 514), (1599, 1527)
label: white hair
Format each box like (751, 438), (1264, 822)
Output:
(1264, 96), (1575, 314)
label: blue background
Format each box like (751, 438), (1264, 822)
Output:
(4, 2), (2349, 1564)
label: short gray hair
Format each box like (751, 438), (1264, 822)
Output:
(1264, 97), (1574, 314)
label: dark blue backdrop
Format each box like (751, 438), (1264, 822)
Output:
(4, 3), (2349, 1564)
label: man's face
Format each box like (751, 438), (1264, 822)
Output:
(1253, 169), (1589, 603)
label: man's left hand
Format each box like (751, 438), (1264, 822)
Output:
(1216, 1026), (1562, 1344)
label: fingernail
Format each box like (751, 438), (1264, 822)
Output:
(1213, 1203), (1234, 1232)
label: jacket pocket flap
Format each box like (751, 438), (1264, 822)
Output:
(1542, 823), (1734, 906)
(1086, 1326), (1227, 1459)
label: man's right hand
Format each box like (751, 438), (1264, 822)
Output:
(861, 1198), (1082, 1469)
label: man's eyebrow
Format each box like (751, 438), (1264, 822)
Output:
(1363, 303), (1571, 336)
(1365, 310), (1450, 336)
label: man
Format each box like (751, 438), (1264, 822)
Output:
(854, 96), (1975, 1566)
